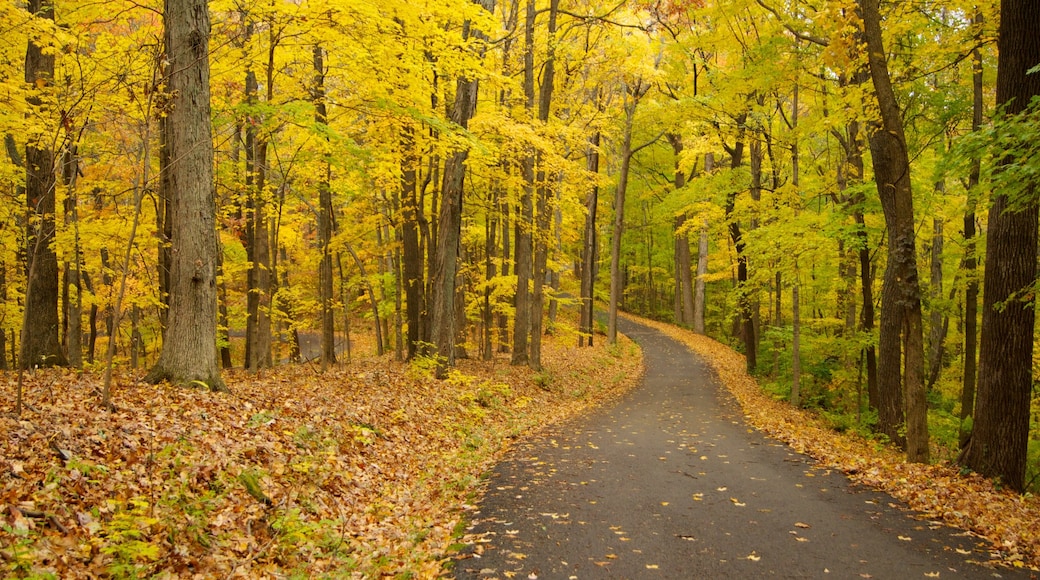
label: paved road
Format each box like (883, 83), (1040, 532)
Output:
(455, 318), (1023, 579)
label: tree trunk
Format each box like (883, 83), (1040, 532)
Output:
(791, 269), (802, 407)
(528, 0), (559, 371)
(314, 44), (337, 369)
(860, 0), (927, 460)
(579, 133), (600, 346)
(63, 145), (83, 369)
(607, 93), (638, 345)
(670, 135), (695, 327)
(723, 117), (755, 374)
(144, 0), (225, 392)
(926, 215), (948, 390)
(959, 15), (983, 446)
(512, 0), (536, 366)
(960, 0), (1040, 492)
(693, 154), (712, 335)
(430, 0), (495, 376)
(21, 0), (67, 369)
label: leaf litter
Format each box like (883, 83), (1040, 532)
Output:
(0, 326), (642, 578)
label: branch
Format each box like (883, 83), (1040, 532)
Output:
(630, 130), (666, 158)
(755, 0), (829, 47)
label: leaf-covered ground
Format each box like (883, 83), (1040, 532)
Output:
(626, 313), (1040, 571)
(0, 329), (642, 579)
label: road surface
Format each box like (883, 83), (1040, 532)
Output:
(455, 318), (1022, 579)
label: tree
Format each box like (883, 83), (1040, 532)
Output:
(430, 0), (496, 375)
(144, 0), (226, 392)
(21, 0), (67, 370)
(960, 0), (1040, 492)
(859, 0), (928, 462)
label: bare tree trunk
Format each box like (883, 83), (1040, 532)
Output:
(860, 0), (927, 461)
(430, 0), (495, 375)
(723, 115), (755, 373)
(63, 143), (83, 369)
(21, 0), (67, 370)
(314, 44), (337, 369)
(528, 0), (559, 371)
(926, 215), (948, 390)
(692, 153), (713, 335)
(670, 135), (695, 326)
(144, 0), (225, 392)
(960, 0), (1040, 492)
(512, 0), (536, 366)
(607, 100), (635, 345)
(579, 133), (600, 346)
(959, 14), (983, 446)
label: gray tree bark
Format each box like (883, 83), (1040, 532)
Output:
(144, 0), (225, 391)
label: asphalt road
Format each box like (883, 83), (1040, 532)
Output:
(454, 317), (1027, 579)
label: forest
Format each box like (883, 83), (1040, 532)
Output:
(2, 0), (1040, 544)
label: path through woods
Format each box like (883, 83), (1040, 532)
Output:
(455, 318), (1021, 578)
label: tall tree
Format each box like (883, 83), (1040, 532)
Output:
(960, 0), (1040, 492)
(670, 134), (695, 327)
(21, 0), (67, 369)
(430, 0), (496, 375)
(313, 44), (336, 370)
(528, 0), (560, 371)
(144, 0), (226, 392)
(859, 0), (928, 462)
(607, 80), (650, 345)
(959, 9), (984, 446)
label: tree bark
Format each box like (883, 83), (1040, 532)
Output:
(670, 135), (695, 327)
(693, 153), (713, 335)
(607, 89), (640, 345)
(959, 14), (983, 446)
(528, 0), (559, 371)
(579, 133), (600, 347)
(144, 0), (225, 392)
(429, 0), (495, 376)
(926, 215), (948, 390)
(960, 0), (1040, 492)
(860, 0), (927, 460)
(723, 116), (755, 374)
(21, 0), (67, 369)
(313, 44), (337, 369)
(512, 0), (536, 365)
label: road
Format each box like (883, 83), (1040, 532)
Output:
(454, 318), (1022, 579)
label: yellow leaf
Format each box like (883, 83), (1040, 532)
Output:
(646, 564), (659, 569)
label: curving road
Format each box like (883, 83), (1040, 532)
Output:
(454, 318), (1022, 579)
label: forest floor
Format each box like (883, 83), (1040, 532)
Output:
(2, 312), (1040, 578)
(0, 323), (643, 578)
